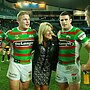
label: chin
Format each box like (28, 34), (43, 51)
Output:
(24, 27), (29, 30)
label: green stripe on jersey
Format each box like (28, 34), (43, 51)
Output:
(58, 26), (89, 65)
(4, 27), (37, 64)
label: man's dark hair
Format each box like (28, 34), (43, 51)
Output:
(60, 11), (72, 19)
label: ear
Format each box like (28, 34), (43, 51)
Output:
(70, 19), (72, 24)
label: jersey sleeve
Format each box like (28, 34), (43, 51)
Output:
(3, 30), (11, 44)
(76, 29), (89, 44)
(1, 31), (5, 40)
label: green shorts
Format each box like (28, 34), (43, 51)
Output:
(56, 62), (81, 84)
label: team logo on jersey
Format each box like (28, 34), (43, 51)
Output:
(29, 35), (34, 38)
(66, 35), (71, 39)
(15, 35), (19, 39)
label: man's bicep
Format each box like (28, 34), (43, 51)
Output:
(84, 40), (90, 53)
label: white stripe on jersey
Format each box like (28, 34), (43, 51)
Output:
(78, 32), (86, 40)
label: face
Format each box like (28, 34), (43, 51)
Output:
(44, 27), (52, 40)
(18, 14), (30, 30)
(59, 15), (72, 30)
(85, 10), (90, 27)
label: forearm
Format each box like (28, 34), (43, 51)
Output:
(2, 42), (7, 48)
(86, 53), (90, 66)
(83, 42), (90, 71)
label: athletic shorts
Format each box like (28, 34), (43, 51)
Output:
(7, 58), (32, 82)
(56, 62), (81, 84)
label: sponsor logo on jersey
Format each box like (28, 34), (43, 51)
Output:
(59, 40), (74, 46)
(78, 32), (86, 40)
(14, 41), (33, 46)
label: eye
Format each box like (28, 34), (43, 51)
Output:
(65, 19), (68, 21)
(60, 19), (68, 21)
(61, 19), (64, 21)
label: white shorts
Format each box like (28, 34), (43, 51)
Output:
(7, 59), (32, 82)
(56, 62), (81, 84)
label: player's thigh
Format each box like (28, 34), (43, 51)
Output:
(22, 80), (31, 90)
(58, 82), (69, 90)
(9, 79), (20, 90)
(69, 83), (80, 90)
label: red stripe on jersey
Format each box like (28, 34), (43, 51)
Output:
(20, 60), (31, 63)
(0, 31), (2, 34)
(59, 54), (75, 57)
(0, 38), (2, 40)
(14, 52), (32, 56)
(59, 46), (75, 49)
(9, 30), (36, 35)
(6, 38), (10, 42)
(61, 30), (80, 35)
(59, 39), (75, 42)
(13, 46), (32, 50)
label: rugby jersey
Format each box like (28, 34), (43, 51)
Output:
(58, 26), (89, 65)
(0, 30), (5, 48)
(3, 27), (37, 64)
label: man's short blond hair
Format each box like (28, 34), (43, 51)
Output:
(17, 11), (30, 20)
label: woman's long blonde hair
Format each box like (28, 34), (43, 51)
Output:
(38, 22), (55, 44)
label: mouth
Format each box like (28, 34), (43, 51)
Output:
(64, 23), (67, 25)
(26, 24), (30, 26)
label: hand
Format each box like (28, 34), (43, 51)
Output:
(82, 64), (90, 71)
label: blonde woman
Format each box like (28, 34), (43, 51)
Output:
(32, 22), (59, 90)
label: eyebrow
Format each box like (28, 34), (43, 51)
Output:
(60, 19), (68, 21)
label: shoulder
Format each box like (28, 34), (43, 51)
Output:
(0, 30), (3, 34)
(6, 30), (12, 34)
(57, 31), (61, 35)
(6, 27), (17, 35)
(32, 29), (37, 33)
(72, 26), (84, 35)
(73, 26), (82, 32)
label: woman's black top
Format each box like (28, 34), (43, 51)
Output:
(32, 36), (59, 85)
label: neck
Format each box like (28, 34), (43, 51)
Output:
(63, 25), (72, 31)
(18, 26), (28, 31)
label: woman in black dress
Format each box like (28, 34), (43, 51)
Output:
(32, 22), (59, 90)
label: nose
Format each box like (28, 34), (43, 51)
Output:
(63, 20), (66, 23)
(26, 19), (30, 23)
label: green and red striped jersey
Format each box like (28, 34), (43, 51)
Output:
(3, 27), (37, 64)
(0, 30), (5, 48)
(58, 26), (89, 65)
